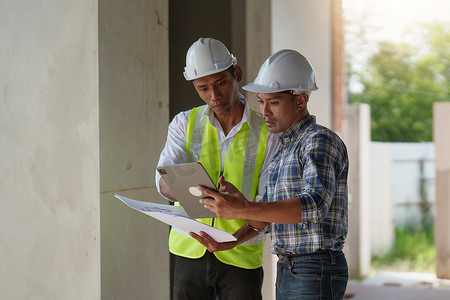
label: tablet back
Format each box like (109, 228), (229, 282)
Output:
(157, 162), (217, 219)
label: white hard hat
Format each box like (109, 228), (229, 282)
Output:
(243, 49), (318, 94)
(183, 37), (237, 81)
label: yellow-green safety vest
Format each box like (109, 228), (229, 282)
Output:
(168, 105), (269, 269)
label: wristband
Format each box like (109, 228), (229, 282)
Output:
(246, 222), (270, 234)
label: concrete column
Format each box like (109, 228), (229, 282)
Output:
(331, 0), (347, 132)
(342, 104), (371, 277)
(242, 0), (272, 112)
(271, 0), (333, 128)
(0, 1), (100, 299)
(434, 102), (450, 279)
(99, 0), (170, 299)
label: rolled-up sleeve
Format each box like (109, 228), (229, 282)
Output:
(155, 110), (190, 196)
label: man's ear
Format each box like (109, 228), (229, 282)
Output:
(234, 66), (243, 83)
(296, 94), (308, 110)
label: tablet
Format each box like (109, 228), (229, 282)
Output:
(157, 162), (218, 218)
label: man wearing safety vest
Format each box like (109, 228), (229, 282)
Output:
(156, 37), (280, 299)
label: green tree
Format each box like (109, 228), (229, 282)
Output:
(348, 22), (450, 142)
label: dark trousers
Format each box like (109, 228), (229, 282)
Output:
(173, 252), (263, 300)
(276, 249), (348, 300)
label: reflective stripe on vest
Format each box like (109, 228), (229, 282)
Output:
(169, 104), (268, 269)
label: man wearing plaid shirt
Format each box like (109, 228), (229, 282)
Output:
(198, 49), (349, 299)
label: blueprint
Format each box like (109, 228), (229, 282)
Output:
(115, 194), (237, 243)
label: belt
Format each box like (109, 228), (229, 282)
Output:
(276, 249), (336, 260)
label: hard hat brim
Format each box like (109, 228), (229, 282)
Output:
(242, 83), (284, 94)
(242, 82), (317, 94)
(184, 64), (233, 81)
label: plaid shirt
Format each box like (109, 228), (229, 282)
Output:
(263, 115), (349, 255)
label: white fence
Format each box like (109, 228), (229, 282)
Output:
(390, 143), (435, 228)
(370, 142), (435, 256)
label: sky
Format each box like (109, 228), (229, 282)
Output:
(342, 0), (450, 43)
(342, 0), (450, 92)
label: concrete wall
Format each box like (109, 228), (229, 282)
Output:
(434, 102), (450, 279)
(0, 1), (100, 299)
(271, 0), (333, 128)
(342, 104), (371, 277)
(99, 0), (170, 299)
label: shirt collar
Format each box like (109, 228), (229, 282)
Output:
(201, 93), (252, 129)
(280, 114), (316, 145)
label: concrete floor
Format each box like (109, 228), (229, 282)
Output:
(345, 271), (450, 299)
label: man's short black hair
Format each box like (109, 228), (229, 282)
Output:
(227, 65), (236, 78)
